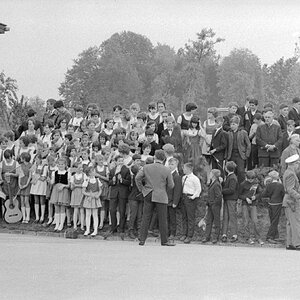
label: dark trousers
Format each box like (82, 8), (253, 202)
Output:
(181, 195), (197, 238)
(248, 144), (258, 170)
(222, 200), (238, 236)
(211, 157), (224, 178)
(167, 206), (177, 236)
(229, 151), (245, 183)
(243, 205), (260, 239)
(258, 157), (279, 168)
(267, 204), (282, 239)
(140, 192), (168, 244)
(205, 204), (221, 239)
(109, 194), (127, 233)
(128, 200), (143, 232)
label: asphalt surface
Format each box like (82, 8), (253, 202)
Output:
(0, 233), (300, 300)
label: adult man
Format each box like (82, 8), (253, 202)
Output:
(282, 154), (300, 250)
(54, 100), (72, 129)
(288, 97), (300, 127)
(136, 150), (175, 246)
(256, 110), (283, 168)
(43, 98), (58, 124)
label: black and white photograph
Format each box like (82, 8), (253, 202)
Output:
(1, 0), (300, 299)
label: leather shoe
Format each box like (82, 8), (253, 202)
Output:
(162, 242), (175, 246)
(230, 236), (238, 243)
(184, 237), (191, 244)
(139, 241), (145, 246)
(201, 237), (210, 243)
(286, 245), (296, 250)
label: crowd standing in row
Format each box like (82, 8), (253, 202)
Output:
(1, 96), (300, 248)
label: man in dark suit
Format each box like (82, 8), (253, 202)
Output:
(256, 110), (283, 168)
(160, 116), (182, 153)
(106, 155), (131, 239)
(167, 157), (182, 240)
(136, 149), (175, 246)
(288, 97), (300, 127)
(209, 116), (228, 176)
(277, 103), (289, 133)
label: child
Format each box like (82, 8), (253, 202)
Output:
(102, 118), (114, 141)
(94, 154), (110, 229)
(30, 154), (48, 223)
(167, 158), (182, 240)
(40, 120), (54, 147)
(106, 155), (131, 239)
(49, 157), (70, 231)
(99, 132), (110, 148)
(90, 109), (102, 132)
(262, 170), (284, 244)
(144, 129), (160, 156)
(70, 162), (87, 231)
(0, 136), (9, 161)
(82, 166), (102, 236)
(202, 169), (223, 243)
(239, 170), (263, 245)
(118, 143), (133, 167)
(127, 130), (140, 154)
(69, 105), (84, 130)
(147, 102), (160, 126)
(51, 129), (64, 153)
(141, 142), (152, 163)
(221, 161), (239, 243)
(17, 136), (33, 162)
(180, 162), (201, 244)
(128, 163), (143, 239)
(18, 152), (32, 223)
(91, 141), (102, 162)
(45, 155), (57, 226)
(81, 148), (92, 173)
(282, 120), (296, 151)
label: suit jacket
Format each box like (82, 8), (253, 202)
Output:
(167, 171), (182, 206)
(288, 107), (300, 127)
(226, 129), (251, 160)
(256, 123), (283, 158)
(207, 179), (222, 206)
(108, 165), (131, 198)
(280, 145), (300, 175)
(135, 162), (174, 204)
(157, 122), (166, 142)
(277, 114), (288, 132)
(210, 128), (228, 161)
(223, 113), (238, 132)
(160, 125), (182, 153)
(237, 106), (248, 118)
(222, 173), (239, 201)
(282, 168), (300, 209)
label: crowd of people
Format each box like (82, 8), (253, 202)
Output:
(1, 96), (300, 249)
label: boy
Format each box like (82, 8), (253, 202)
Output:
(180, 162), (201, 244)
(282, 120), (295, 151)
(223, 102), (238, 132)
(167, 158), (182, 240)
(262, 170), (284, 244)
(239, 170), (264, 245)
(221, 161), (239, 243)
(144, 129), (160, 156)
(202, 169), (222, 244)
(277, 103), (289, 133)
(160, 116), (182, 153)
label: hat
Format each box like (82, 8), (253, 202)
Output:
(279, 103), (288, 110)
(285, 154), (300, 164)
(268, 170), (279, 180)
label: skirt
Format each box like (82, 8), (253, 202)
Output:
(19, 184), (31, 197)
(30, 180), (47, 196)
(70, 187), (84, 207)
(49, 184), (70, 206)
(82, 196), (102, 209)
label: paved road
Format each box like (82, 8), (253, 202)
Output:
(0, 233), (300, 300)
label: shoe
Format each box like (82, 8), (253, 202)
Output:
(258, 239), (264, 245)
(202, 237), (210, 244)
(22, 220), (26, 224)
(266, 238), (278, 244)
(128, 231), (136, 239)
(120, 233), (125, 240)
(162, 242), (176, 246)
(67, 223), (72, 228)
(139, 241), (145, 246)
(91, 231), (97, 237)
(221, 235), (227, 243)
(98, 225), (104, 230)
(211, 238), (218, 244)
(24, 220), (29, 224)
(179, 235), (187, 242)
(184, 237), (191, 244)
(34, 219), (39, 224)
(169, 234), (175, 240)
(148, 230), (159, 237)
(248, 238), (255, 245)
(230, 236), (238, 243)
(84, 231), (90, 236)
(286, 245), (296, 250)
(39, 219), (44, 224)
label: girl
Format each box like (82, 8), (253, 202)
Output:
(69, 105), (84, 130)
(21, 118), (40, 138)
(127, 130), (140, 154)
(112, 104), (122, 129)
(30, 154), (48, 223)
(49, 157), (71, 231)
(51, 129), (64, 154)
(90, 109), (102, 132)
(70, 162), (87, 231)
(17, 136), (34, 162)
(119, 109), (131, 132)
(147, 102), (160, 126)
(81, 148), (92, 173)
(183, 116), (203, 164)
(58, 118), (68, 138)
(82, 166), (102, 236)
(45, 155), (57, 226)
(99, 132), (110, 148)
(102, 118), (114, 141)
(94, 154), (110, 229)
(87, 120), (99, 143)
(138, 121), (159, 144)
(40, 120), (54, 147)
(18, 152), (32, 223)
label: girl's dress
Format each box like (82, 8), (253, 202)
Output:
(30, 164), (48, 196)
(82, 178), (102, 209)
(50, 170), (70, 206)
(183, 129), (203, 164)
(201, 120), (218, 155)
(46, 165), (57, 199)
(102, 129), (113, 141)
(70, 173), (87, 207)
(95, 165), (109, 201)
(19, 162), (32, 196)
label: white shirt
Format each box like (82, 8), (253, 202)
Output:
(182, 173), (201, 199)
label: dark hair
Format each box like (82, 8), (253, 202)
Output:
(104, 118), (113, 128)
(54, 100), (64, 109)
(27, 134), (37, 144)
(154, 149), (166, 161)
(66, 145), (76, 157)
(190, 116), (200, 129)
(44, 120), (54, 128)
(3, 149), (13, 159)
(292, 97), (300, 104)
(20, 152), (31, 163)
(3, 131), (15, 141)
(19, 136), (30, 147)
(137, 112), (147, 122)
(92, 141), (101, 150)
(113, 104), (122, 112)
(148, 102), (157, 110)
(51, 129), (62, 139)
(253, 113), (262, 121)
(91, 109), (100, 117)
(27, 109), (36, 118)
(99, 132), (108, 142)
(186, 102), (197, 112)
(145, 128), (155, 136)
(249, 98), (258, 106)
(64, 133), (73, 142)
(226, 161), (237, 172)
(114, 155), (123, 162)
(142, 141), (151, 150)
(47, 98), (56, 106)
(74, 105), (83, 112)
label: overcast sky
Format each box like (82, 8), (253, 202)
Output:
(1, 0), (300, 100)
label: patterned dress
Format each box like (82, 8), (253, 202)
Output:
(50, 170), (70, 206)
(82, 178), (102, 209)
(30, 164), (48, 196)
(70, 173), (86, 207)
(19, 162), (32, 196)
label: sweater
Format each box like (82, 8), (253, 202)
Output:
(222, 173), (239, 201)
(238, 180), (260, 206)
(262, 181), (284, 205)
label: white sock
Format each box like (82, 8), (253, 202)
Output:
(25, 207), (30, 221)
(21, 207), (26, 221)
(58, 213), (66, 231)
(54, 213), (60, 230)
(34, 204), (39, 220)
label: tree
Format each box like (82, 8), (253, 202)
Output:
(218, 48), (263, 107)
(27, 96), (46, 120)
